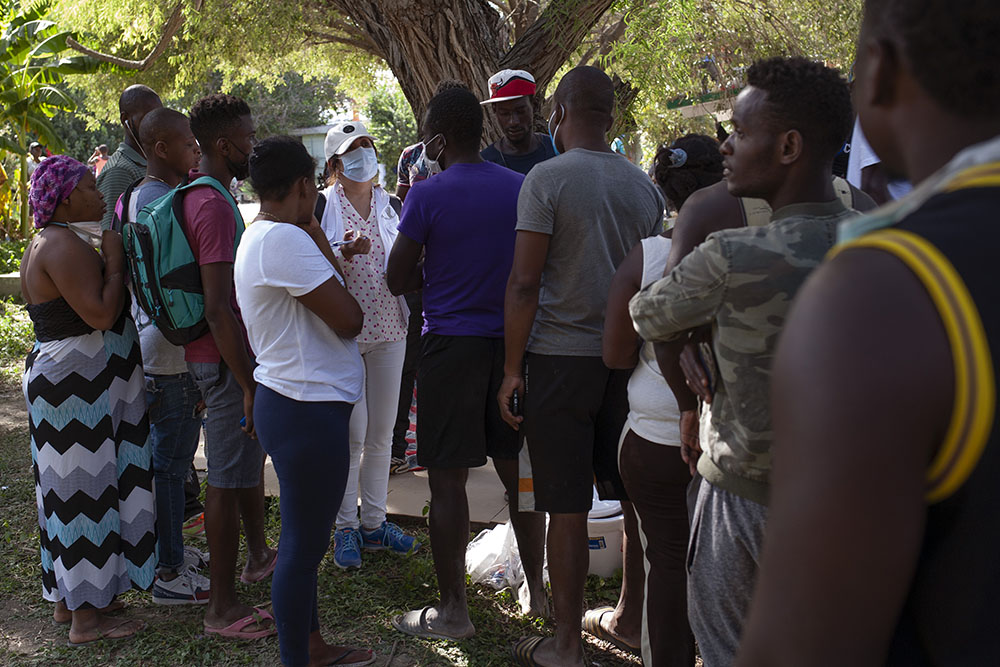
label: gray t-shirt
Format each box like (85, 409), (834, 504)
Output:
(516, 148), (664, 356)
(126, 180), (188, 375)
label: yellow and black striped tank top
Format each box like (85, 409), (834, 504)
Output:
(834, 161), (1000, 665)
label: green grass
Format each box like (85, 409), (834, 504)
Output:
(0, 299), (32, 381)
(0, 238), (28, 274)
(0, 376), (639, 666)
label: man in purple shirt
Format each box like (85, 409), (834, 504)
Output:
(387, 88), (547, 640)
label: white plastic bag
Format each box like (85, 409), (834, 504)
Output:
(465, 522), (524, 590)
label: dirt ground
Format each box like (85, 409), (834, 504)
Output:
(0, 373), (25, 437)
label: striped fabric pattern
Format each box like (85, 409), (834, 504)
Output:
(832, 227), (996, 503)
(24, 311), (156, 610)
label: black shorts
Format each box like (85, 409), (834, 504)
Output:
(416, 334), (519, 468)
(521, 353), (630, 513)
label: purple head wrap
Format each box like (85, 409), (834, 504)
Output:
(28, 155), (91, 229)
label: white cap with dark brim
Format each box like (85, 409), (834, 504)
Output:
(481, 69), (537, 105)
(324, 120), (376, 160)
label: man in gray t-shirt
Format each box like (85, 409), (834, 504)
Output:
(516, 149), (662, 355)
(498, 66), (663, 666)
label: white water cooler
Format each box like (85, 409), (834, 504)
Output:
(587, 490), (624, 578)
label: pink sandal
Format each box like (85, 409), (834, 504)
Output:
(240, 551), (278, 584)
(204, 607), (276, 639)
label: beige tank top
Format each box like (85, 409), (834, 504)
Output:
(740, 176), (853, 227)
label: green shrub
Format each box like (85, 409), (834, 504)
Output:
(0, 298), (33, 368)
(0, 238), (28, 273)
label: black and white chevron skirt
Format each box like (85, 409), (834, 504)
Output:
(23, 312), (156, 610)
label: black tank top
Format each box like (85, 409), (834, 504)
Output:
(840, 181), (1000, 665)
(26, 297), (95, 341)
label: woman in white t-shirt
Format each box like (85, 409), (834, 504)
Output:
(234, 137), (375, 667)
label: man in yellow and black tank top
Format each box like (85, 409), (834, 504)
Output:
(736, 1), (1000, 666)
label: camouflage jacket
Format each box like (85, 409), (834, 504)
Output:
(629, 199), (857, 504)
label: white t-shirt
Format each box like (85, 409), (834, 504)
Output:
(234, 219), (363, 403)
(846, 119), (913, 201)
(626, 235), (681, 446)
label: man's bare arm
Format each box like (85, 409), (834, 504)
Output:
(603, 243), (644, 370)
(386, 233), (424, 296)
(736, 248), (952, 667)
(201, 262), (257, 436)
(656, 181), (743, 402)
(498, 230), (549, 429)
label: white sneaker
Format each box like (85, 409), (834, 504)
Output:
(183, 545), (209, 570)
(152, 568), (211, 605)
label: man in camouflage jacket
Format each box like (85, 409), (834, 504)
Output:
(628, 57), (860, 666)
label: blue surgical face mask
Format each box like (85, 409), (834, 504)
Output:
(547, 105), (565, 156)
(340, 146), (379, 183)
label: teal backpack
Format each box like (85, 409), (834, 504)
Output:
(122, 176), (244, 346)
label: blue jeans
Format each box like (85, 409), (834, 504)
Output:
(148, 373), (203, 572)
(254, 385), (352, 667)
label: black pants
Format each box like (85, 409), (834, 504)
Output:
(619, 429), (696, 667)
(392, 291), (424, 458)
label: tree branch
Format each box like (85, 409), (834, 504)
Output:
(66, 2), (186, 71)
(577, 14), (625, 67)
(500, 0), (615, 90)
(302, 28), (382, 57)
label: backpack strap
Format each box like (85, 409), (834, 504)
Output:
(112, 177), (145, 233)
(173, 176), (246, 258)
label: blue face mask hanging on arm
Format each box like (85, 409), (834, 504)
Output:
(547, 104), (564, 156)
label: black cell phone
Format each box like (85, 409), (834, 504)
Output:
(696, 342), (718, 397)
(511, 389), (521, 417)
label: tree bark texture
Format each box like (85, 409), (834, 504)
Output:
(323, 0), (615, 135)
(324, 0), (503, 124)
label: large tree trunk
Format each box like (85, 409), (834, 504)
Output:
(327, 0), (504, 126)
(326, 0), (615, 137)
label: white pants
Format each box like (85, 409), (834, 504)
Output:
(336, 339), (407, 530)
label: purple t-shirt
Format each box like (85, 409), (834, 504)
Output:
(398, 161), (524, 338)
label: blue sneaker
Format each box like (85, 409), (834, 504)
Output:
(361, 521), (421, 555)
(334, 527), (362, 569)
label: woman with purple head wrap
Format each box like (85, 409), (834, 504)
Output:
(20, 155), (155, 646)
(28, 155), (91, 228)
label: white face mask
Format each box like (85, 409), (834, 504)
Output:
(340, 146), (379, 183)
(418, 135), (445, 176)
(67, 221), (103, 249)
